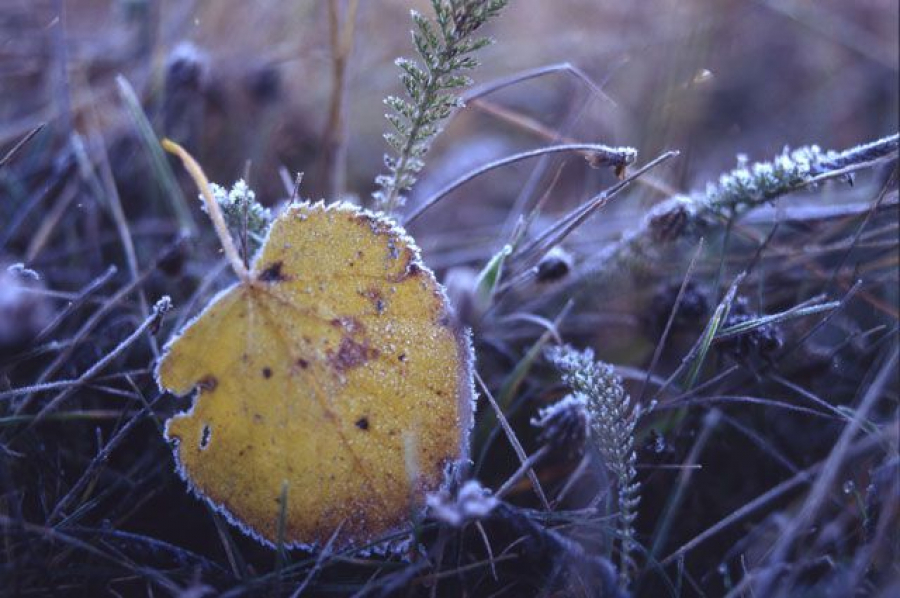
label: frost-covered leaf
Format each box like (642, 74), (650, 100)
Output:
(156, 202), (474, 550)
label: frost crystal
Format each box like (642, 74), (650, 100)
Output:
(7, 263), (41, 281)
(426, 480), (498, 527)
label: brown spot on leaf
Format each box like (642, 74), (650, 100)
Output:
(258, 261), (286, 282)
(330, 336), (379, 371)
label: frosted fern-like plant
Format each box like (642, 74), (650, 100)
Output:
(546, 345), (641, 588)
(703, 145), (843, 218)
(207, 180), (272, 258)
(647, 134), (899, 241)
(585, 133), (898, 281)
(373, 0), (509, 214)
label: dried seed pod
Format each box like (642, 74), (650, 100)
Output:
(535, 246), (573, 284)
(646, 195), (696, 243)
(245, 64), (281, 105)
(163, 41), (210, 148)
(165, 41), (209, 93)
(531, 393), (590, 460)
(718, 297), (784, 363)
(648, 280), (710, 336)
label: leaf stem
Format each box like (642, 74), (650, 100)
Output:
(162, 139), (250, 283)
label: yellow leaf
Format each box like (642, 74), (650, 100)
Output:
(156, 200), (474, 550)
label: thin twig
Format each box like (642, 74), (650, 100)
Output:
(320, 0), (359, 199)
(35, 265), (117, 343)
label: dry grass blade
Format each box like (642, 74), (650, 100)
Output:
(404, 143), (638, 225)
(510, 150), (679, 273)
(476, 371), (552, 511)
(0, 123), (45, 169)
(29, 297), (171, 428)
(116, 77), (196, 235)
(752, 343), (899, 595)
